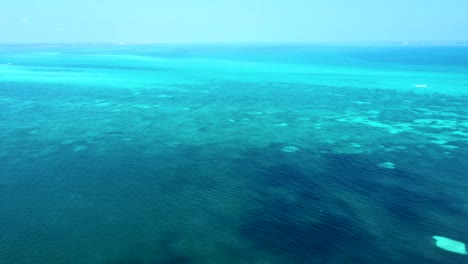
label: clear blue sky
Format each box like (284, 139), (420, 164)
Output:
(1, 0), (467, 43)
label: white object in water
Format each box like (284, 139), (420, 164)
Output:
(433, 236), (468, 255)
(414, 84), (427, 88)
(275, 123), (288, 127)
(281, 145), (299, 153)
(378, 162), (395, 169)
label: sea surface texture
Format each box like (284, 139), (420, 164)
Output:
(0, 44), (467, 264)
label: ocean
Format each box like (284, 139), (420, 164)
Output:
(0, 44), (467, 263)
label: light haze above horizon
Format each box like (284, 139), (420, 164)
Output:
(1, 0), (468, 44)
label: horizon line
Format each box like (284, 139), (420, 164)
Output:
(1, 40), (468, 47)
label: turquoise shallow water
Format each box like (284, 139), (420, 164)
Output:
(0, 44), (467, 263)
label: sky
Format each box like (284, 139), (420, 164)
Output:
(1, 0), (467, 44)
